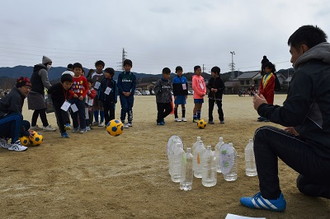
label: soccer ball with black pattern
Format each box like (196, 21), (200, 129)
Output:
(19, 136), (30, 146)
(106, 119), (124, 136)
(29, 131), (43, 146)
(197, 119), (207, 129)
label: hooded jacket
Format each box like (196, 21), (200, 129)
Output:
(0, 87), (25, 118)
(192, 75), (206, 99)
(30, 64), (52, 95)
(258, 42), (330, 159)
(207, 76), (225, 100)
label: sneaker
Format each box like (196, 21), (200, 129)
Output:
(7, 140), (28, 152)
(175, 118), (182, 122)
(42, 125), (56, 132)
(64, 123), (72, 130)
(86, 126), (91, 131)
(61, 132), (70, 138)
(127, 123), (133, 127)
(157, 121), (165, 126)
(0, 138), (11, 149)
(193, 119), (199, 123)
(181, 118), (187, 122)
(240, 192), (286, 212)
(72, 128), (79, 133)
(30, 125), (40, 130)
(208, 120), (214, 124)
(220, 120), (225, 124)
(92, 122), (98, 126)
(124, 123), (129, 129)
(79, 128), (87, 134)
(98, 122), (105, 127)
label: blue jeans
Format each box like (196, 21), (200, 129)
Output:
(119, 95), (134, 123)
(69, 98), (86, 129)
(0, 113), (30, 143)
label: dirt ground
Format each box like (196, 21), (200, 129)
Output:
(0, 95), (329, 219)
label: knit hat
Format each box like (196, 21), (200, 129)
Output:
(61, 74), (73, 83)
(16, 77), (32, 88)
(42, 56), (52, 65)
(61, 70), (74, 77)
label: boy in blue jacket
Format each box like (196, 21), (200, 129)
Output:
(172, 66), (188, 122)
(117, 59), (136, 128)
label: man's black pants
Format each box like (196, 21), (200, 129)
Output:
(254, 126), (330, 199)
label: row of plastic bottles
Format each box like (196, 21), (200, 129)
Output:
(167, 135), (257, 191)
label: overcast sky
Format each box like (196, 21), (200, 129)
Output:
(1, 0), (330, 74)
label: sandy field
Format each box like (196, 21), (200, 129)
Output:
(0, 94), (329, 219)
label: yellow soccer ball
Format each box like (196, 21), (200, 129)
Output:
(197, 119), (207, 129)
(19, 136), (30, 146)
(106, 119), (124, 136)
(29, 131), (43, 146)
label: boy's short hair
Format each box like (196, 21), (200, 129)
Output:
(211, 66), (221, 75)
(104, 67), (115, 75)
(175, 66), (183, 72)
(67, 63), (73, 70)
(194, 65), (201, 71)
(73, 62), (83, 70)
(61, 74), (73, 83)
(288, 25), (327, 49)
(95, 60), (105, 67)
(162, 67), (171, 75)
(123, 59), (133, 67)
(263, 62), (276, 72)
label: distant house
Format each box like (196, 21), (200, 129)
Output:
(236, 71), (261, 88)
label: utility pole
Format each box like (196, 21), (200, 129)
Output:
(229, 51), (235, 79)
(121, 48), (127, 71)
(202, 64), (205, 73)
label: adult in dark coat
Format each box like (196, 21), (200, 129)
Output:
(27, 56), (56, 131)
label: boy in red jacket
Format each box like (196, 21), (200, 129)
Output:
(69, 62), (89, 133)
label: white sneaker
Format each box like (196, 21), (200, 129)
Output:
(30, 125), (40, 130)
(175, 118), (182, 122)
(79, 128), (87, 134)
(0, 138), (11, 149)
(86, 126), (91, 131)
(124, 123), (129, 129)
(42, 125), (56, 132)
(98, 122), (105, 127)
(7, 140), (28, 152)
(182, 118), (187, 122)
(127, 123), (133, 127)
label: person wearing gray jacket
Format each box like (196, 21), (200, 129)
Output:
(27, 56), (56, 131)
(240, 25), (330, 212)
(154, 67), (172, 125)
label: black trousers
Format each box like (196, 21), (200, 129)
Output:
(254, 126), (330, 199)
(157, 102), (172, 123)
(31, 109), (49, 127)
(104, 103), (115, 125)
(54, 104), (66, 134)
(208, 98), (224, 122)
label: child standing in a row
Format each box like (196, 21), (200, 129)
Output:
(192, 65), (206, 122)
(172, 66), (188, 122)
(117, 59), (136, 128)
(99, 68), (117, 126)
(69, 63), (88, 133)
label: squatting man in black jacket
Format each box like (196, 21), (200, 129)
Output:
(240, 25), (330, 211)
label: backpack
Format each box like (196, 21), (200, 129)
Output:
(273, 73), (281, 91)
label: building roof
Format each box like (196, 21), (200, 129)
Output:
(236, 71), (260, 79)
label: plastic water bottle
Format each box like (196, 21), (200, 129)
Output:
(193, 138), (206, 178)
(202, 146), (217, 187)
(167, 135), (182, 176)
(214, 137), (224, 173)
(171, 142), (184, 183)
(245, 139), (257, 177)
(180, 148), (194, 191)
(192, 136), (202, 154)
(220, 142), (238, 181)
